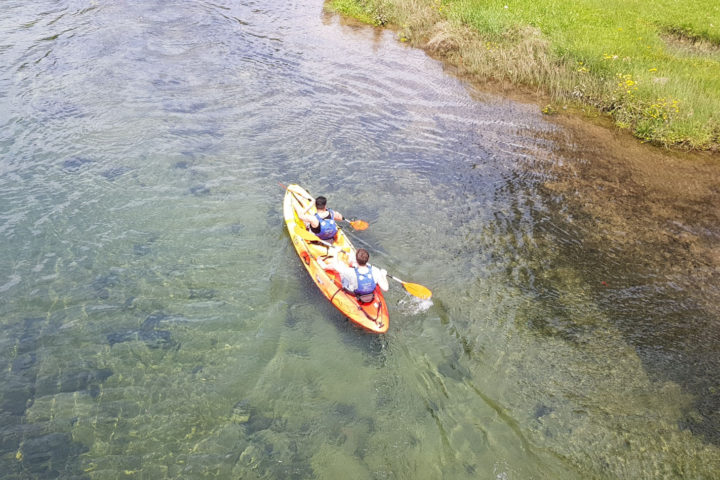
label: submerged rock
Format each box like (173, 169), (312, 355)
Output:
(231, 400), (251, 424)
(107, 312), (177, 349)
(19, 432), (88, 476)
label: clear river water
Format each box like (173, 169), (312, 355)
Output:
(1, 1), (720, 479)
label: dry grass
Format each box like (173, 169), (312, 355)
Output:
(661, 30), (720, 61)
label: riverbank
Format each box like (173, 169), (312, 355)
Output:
(327, 0), (720, 151)
(326, 0), (720, 445)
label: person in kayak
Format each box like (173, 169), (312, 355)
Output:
(325, 248), (389, 304)
(298, 195), (343, 242)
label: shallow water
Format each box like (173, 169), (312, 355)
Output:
(1, 1), (719, 479)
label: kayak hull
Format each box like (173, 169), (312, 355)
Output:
(283, 184), (389, 333)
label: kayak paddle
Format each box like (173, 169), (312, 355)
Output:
(385, 275), (432, 300)
(291, 226), (432, 300)
(342, 218), (368, 231)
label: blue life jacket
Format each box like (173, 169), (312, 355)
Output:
(354, 265), (376, 295)
(313, 209), (338, 240)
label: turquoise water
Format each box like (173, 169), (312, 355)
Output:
(2, 1), (719, 479)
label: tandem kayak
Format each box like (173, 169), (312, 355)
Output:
(283, 184), (389, 333)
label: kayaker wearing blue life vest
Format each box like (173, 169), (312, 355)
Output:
(324, 248), (389, 304)
(298, 195), (344, 241)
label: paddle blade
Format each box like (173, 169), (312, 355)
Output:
(292, 225), (319, 242)
(402, 282), (432, 300)
(348, 219), (369, 230)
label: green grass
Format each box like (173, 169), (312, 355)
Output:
(329, 0), (380, 25)
(327, 0), (720, 150)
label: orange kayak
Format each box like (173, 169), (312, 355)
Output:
(283, 184), (389, 333)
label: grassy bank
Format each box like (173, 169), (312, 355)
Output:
(327, 0), (720, 151)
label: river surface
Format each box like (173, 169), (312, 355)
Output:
(2, 1), (720, 479)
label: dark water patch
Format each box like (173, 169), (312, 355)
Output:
(61, 156), (93, 172)
(525, 309), (595, 346)
(173, 160), (189, 169)
(1, 318), (43, 416)
(91, 272), (121, 300)
(11, 352), (37, 375)
(437, 357), (472, 383)
(331, 402), (358, 424)
(107, 312), (177, 350)
(133, 243), (151, 256)
(131, 235), (158, 257)
(169, 128), (223, 139)
(0, 317), (96, 479)
(100, 166), (132, 180)
(151, 76), (183, 88)
(1, 378), (36, 415)
(0, 418), (46, 455)
(163, 101), (209, 114)
(284, 315), (300, 329)
(534, 403), (553, 419)
(230, 223), (245, 235)
(15, 317), (44, 354)
(189, 184), (211, 196)
(234, 429), (314, 480)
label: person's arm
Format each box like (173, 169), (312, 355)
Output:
(316, 256), (331, 270)
(332, 210), (343, 222)
(301, 214), (319, 229)
(318, 253), (349, 272)
(296, 208), (319, 228)
(301, 199), (316, 216)
(294, 199), (319, 228)
(373, 266), (389, 291)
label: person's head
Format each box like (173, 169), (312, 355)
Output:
(315, 196), (327, 210)
(356, 248), (369, 266)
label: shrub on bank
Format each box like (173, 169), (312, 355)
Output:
(327, 0), (720, 151)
